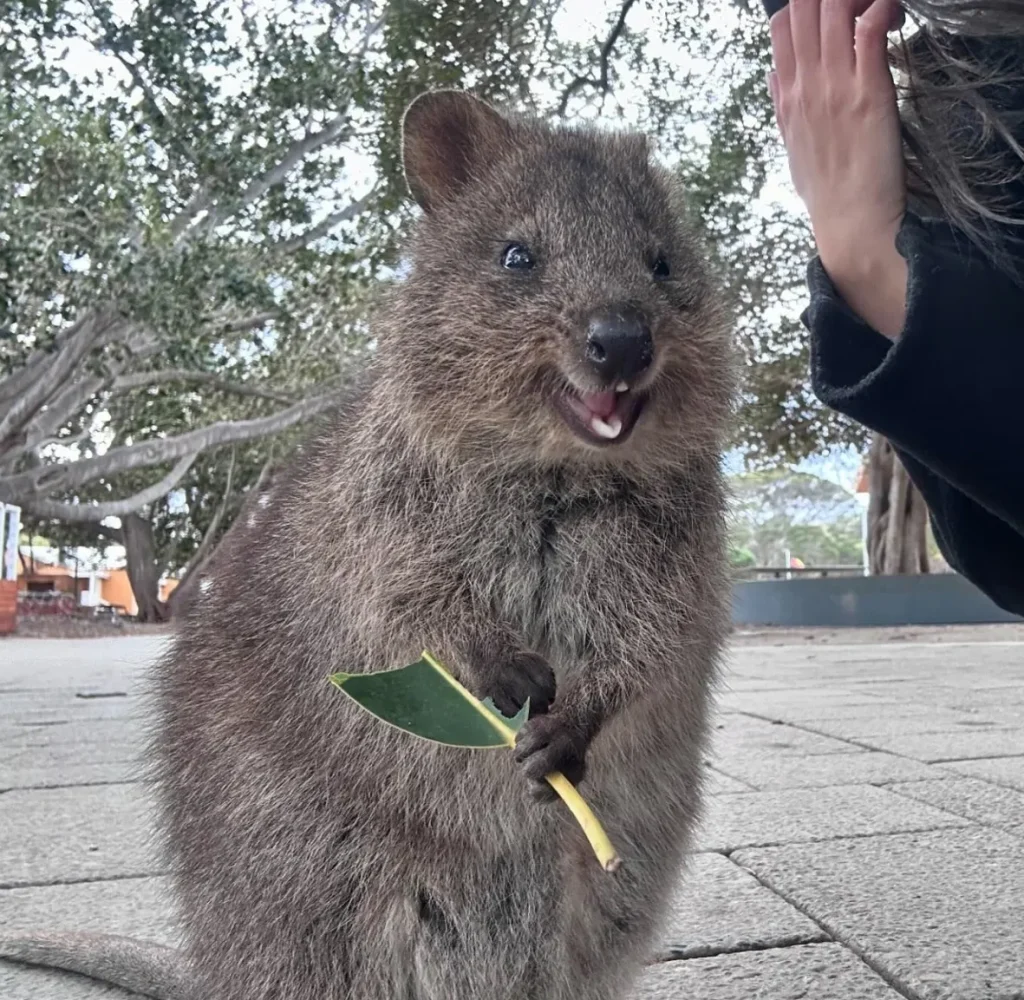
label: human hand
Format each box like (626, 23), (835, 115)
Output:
(768, 0), (909, 338)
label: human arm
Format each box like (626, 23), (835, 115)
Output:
(769, 0), (1024, 615)
(805, 213), (1024, 615)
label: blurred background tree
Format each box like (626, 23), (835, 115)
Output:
(2, 0), (908, 619)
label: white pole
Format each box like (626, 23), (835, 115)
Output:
(855, 493), (870, 577)
(1, 504), (21, 581)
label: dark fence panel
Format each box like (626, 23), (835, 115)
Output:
(732, 573), (1022, 628)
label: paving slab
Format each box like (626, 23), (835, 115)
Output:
(1, 719), (145, 751)
(795, 712), (1008, 741)
(2, 736), (140, 777)
(0, 783), (161, 887)
(712, 750), (938, 791)
(3, 630), (1023, 1000)
(888, 777), (1024, 838)
(1, 700), (142, 728)
(853, 728), (1024, 762)
(0, 733), (143, 791)
(709, 713), (863, 759)
(716, 689), (899, 717)
(631, 944), (904, 999)
(735, 827), (1024, 1000)
(696, 783), (970, 852)
(946, 754), (1024, 791)
(0, 875), (178, 943)
(0, 638), (168, 690)
(656, 853), (826, 960)
(704, 767), (754, 794)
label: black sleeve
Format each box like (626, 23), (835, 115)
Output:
(802, 211), (1024, 617)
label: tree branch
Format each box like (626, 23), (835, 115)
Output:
(215, 113), (350, 230)
(23, 453), (199, 523)
(31, 427), (93, 455)
(13, 328), (161, 463)
(169, 185), (215, 244)
(0, 309), (114, 407)
(112, 369), (292, 403)
(2, 388), (346, 503)
(216, 311), (277, 334)
(0, 310), (123, 452)
(555, 0), (638, 116)
(275, 189), (377, 253)
(176, 448), (236, 585)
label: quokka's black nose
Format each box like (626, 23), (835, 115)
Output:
(584, 304), (654, 383)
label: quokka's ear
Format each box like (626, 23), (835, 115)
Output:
(401, 90), (514, 213)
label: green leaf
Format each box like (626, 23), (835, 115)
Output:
(329, 652), (529, 748)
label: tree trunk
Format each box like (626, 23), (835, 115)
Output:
(866, 434), (930, 575)
(167, 547), (212, 621)
(122, 513), (170, 622)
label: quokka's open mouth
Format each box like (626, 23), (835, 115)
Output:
(553, 381), (647, 447)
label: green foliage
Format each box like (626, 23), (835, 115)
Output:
(728, 469), (865, 568)
(3, 0), (860, 602)
(1, 0), (573, 586)
(729, 545), (757, 568)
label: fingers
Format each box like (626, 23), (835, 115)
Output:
(769, 0), (901, 104)
(769, 6), (797, 87)
(820, 0), (865, 72)
(789, 0), (822, 67)
(855, 0), (900, 84)
(767, 69), (782, 128)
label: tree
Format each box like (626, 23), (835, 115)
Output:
(0, 0), (578, 519)
(865, 435), (930, 575)
(4, 0), (931, 614)
(728, 469), (865, 568)
(1, 0), (586, 615)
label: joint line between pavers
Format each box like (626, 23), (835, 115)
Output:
(736, 712), (1024, 769)
(706, 765), (759, 791)
(737, 708), (897, 753)
(0, 870), (169, 891)
(928, 752), (1024, 765)
(649, 932), (832, 965)
(712, 822), (973, 854)
(883, 785), (1024, 839)
(0, 778), (150, 795)
(730, 861), (927, 1000)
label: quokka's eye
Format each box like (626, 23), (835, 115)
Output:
(501, 243), (535, 271)
(651, 254), (671, 280)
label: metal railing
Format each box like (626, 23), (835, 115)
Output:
(735, 565), (865, 581)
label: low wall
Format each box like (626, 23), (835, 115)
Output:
(733, 572), (1022, 628)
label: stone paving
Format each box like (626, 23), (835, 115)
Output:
(2, 628), (1023, 999)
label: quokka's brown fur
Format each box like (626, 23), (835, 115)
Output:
(155, 89), (735, 1000)
(1, 90), (736, 1000)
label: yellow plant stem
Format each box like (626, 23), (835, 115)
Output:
(421, 651), (622, 873)
(544, 772), (621, 873)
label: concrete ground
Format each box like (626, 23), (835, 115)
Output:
(2, 627), (1023, 1000)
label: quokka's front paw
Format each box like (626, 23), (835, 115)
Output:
(477, 650), (556, 720)
(513, 711), (589, 802)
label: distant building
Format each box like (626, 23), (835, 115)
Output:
(17, 553), (139, 614)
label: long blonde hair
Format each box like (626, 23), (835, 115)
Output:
(893, 3), (1024, 279)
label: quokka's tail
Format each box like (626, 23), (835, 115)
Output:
(0, 931), (194, 999)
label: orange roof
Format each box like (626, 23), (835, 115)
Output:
(22, 564), (73, 578)
(19, 563), (109, 579)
